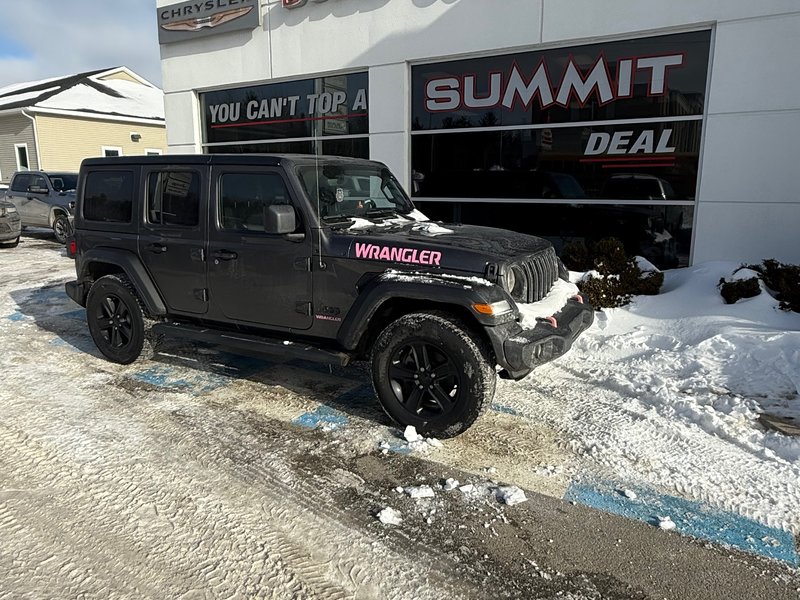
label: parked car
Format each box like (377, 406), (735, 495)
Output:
(0, 197), (21, 247)
(600, 173), (677, 201)
(65, 154), (593, 437)
(4, 171), (77, 243)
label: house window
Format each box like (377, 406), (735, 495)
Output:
(15, 143), (29, 171)
(102, 146), (123, 157)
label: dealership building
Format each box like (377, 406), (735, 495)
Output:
(157, 0), (799, 268)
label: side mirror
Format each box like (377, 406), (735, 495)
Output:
(264, 204), (296, 234)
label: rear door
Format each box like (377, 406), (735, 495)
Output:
(207, 166), (313, 330)
(138, 167), (208, 315)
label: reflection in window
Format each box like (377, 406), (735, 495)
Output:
(220, 172), (294, 232)
(418, 201), (693, 269)
(147, 171), (200, 227)
(411, 123), (699, 201)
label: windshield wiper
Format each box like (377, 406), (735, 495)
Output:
(322, 215), (355, 228)
(365, 208), (399, 219)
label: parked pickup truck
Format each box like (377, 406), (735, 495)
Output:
(65, 154), (593, 437)
(5, 171), (77, 243)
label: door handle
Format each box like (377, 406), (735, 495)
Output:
(147, 243), (167, 254)
(211, 249), (238, 261)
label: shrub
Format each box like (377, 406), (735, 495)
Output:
(719, 277), (760, 304)
(570, 238), (664, 309)
(745, 259), (800, 313)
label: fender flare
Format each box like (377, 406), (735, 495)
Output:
(78, 247), (167, 316)
(336, 272), (514, 351)
(49, 206), (70, 228)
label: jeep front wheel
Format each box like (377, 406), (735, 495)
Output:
(86, 275), (147, 364)
(370, 312), (496, 438)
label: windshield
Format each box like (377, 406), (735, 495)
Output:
(297, 163), (414, 221)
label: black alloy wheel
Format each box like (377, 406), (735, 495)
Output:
(388, 340), (462, 420)
(371, 311), (496, 438)
(86, 275), (147, 364)
(53, 214), (71, 244)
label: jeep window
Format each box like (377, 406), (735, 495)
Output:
(296, 164), (413, 221)
(147, 171), (200, 227)
(83, 171), (134, 223)
(219, 172), (297, 233)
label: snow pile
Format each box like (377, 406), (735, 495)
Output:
(498, 261), (800, 532)
(377, 507), (403, 526)
(496, 486), (528, 506)
(516, 279), (581, 325)
(404, 485), (435, 499)
(401, 426), (444, 453)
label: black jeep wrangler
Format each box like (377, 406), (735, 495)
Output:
(66, 155), (593, 437)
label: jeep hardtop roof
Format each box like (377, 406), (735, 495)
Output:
(80, 154), (386, 169)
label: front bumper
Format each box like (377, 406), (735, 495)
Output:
(487, 295), (595, 380)
(0, 215), (21, 241)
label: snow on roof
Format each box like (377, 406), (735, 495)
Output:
(0, 68), (164, 121)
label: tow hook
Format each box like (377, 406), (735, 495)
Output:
(537, 316), (558, 328)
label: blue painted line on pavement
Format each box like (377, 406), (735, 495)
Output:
(565, 479), (798, 566)
(60, 309), (86, 321)
(6, 311), (28, 321)
(293, 405), (349, 431)
(491, 402), (522, 416)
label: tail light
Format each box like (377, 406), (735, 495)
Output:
(67, 238), (77, 258)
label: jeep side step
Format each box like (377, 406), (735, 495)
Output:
(151, 322), (352, 366)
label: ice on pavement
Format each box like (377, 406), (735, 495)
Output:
(403, 425), (420, 443)
(442, 478), (459, 491)
(658, 516), (677, 531)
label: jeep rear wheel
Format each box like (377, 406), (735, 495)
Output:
(86, 275), (147, 364)
(371, 312), (496, 438)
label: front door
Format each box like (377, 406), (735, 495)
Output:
(207, 167), (313, 331)
(8, 173), (47, 226)
(138, 167), (208, 315)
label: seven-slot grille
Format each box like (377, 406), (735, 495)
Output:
(512, 246), (560, 303)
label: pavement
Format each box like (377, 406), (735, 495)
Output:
(0, 232), (798, 599)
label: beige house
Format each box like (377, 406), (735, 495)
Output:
(0, 67), (166, 183)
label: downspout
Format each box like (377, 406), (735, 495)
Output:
(20, 109), (44, 170)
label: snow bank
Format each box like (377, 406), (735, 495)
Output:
(498, 261), (800, 532)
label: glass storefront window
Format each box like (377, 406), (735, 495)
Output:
(417, 200), (694, 268)
(411, 121), (700, 200)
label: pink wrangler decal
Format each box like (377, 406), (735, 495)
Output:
(354, 242), (441, 266)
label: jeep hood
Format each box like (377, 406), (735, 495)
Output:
(327, 221), (553, 274)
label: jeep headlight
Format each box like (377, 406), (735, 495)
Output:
(501, 267), (516, 295)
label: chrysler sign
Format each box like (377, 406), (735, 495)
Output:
(158, 0), (259, 44)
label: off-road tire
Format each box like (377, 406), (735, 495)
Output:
(371, 311), (496, 438)
(86, 274), (156, 364)
(52, 213), (71, 244)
